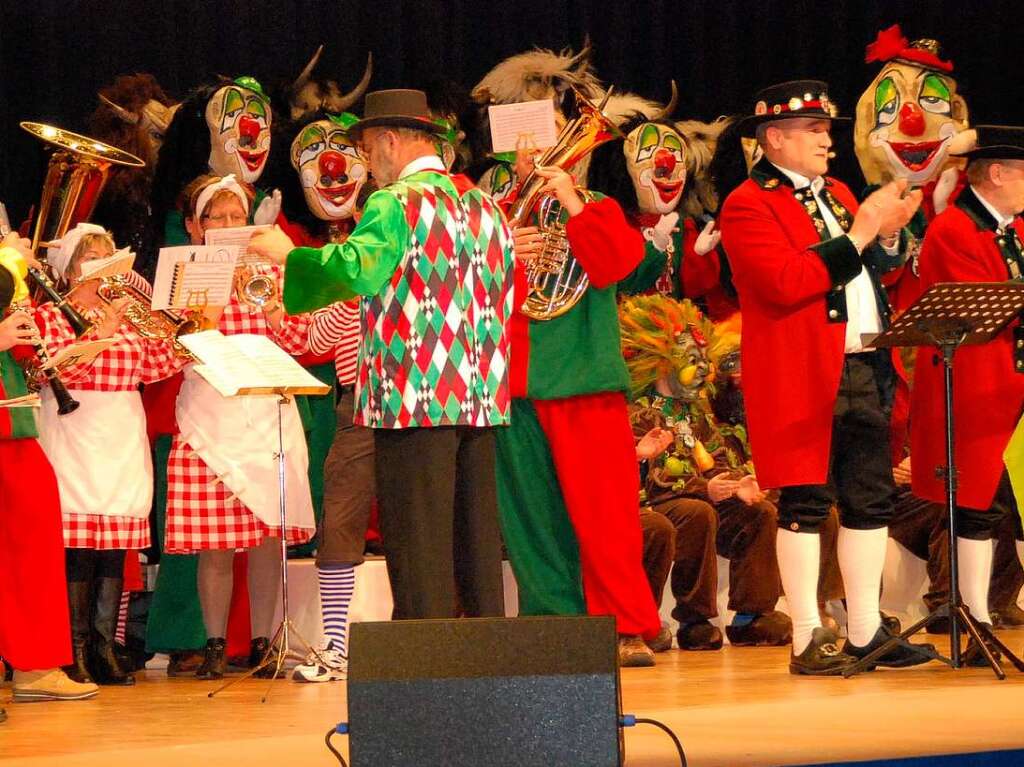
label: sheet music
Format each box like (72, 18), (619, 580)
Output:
(152, 245), (238, 310)
(204, 225), (272, 265)
(488, 100), (558, 154)
(77, 248), (135, 283)
(42, 338), (115, 371)
(180, 331), (330, 397)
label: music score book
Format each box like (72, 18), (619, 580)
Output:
(179, 331), (330, 397)
(152, 245), (238, 311)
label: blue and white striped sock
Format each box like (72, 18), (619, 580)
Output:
(318, 564), (355, 657)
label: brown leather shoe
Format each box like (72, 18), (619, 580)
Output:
(196, 638), (227, 680)
(677, 619), (724, 650)
(12, 669), (99, 702)
(618, 635), (656, 668)
(726, 611), (793, 646)
(167, 650), (205, 677)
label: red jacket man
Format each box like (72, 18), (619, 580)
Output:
(720, 79), (929, 675)
(911, 125), (1024, 634)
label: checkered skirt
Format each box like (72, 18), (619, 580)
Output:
(63, 512), (150, 550)
(163, 436), (313, 553)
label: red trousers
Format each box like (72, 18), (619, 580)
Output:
(0, 439), (72, 670)
(534, 392), (661, 639)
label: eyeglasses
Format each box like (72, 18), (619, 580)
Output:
(202, 213), (247, 226)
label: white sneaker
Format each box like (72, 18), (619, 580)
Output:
(291, 641), (348, 683)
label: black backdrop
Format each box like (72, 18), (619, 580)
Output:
(2, 0), (1023, 222)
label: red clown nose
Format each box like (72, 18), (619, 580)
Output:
(898, 103), (926, 137)
(238, 115), (261, 147)
(654, 148), (677, 178)
(318, 150), (348, 182)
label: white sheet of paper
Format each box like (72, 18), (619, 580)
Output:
(152, 245), (238, 310)
(204, 225), (272, 266)
(42, 338), (115, 371)
(77, 248), (135, 283)
(180, 331), (330, 397)
(488, 100), (558, 154)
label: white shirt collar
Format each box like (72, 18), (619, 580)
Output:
(970, 185), (1015, 231)
(770, 162), (824, 194)
(399, 154), (445, 180)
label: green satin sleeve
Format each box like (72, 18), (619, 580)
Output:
(283, 190), (408, 314)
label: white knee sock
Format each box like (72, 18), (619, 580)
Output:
(957, 537), (994, 625)
(838, 526), (888, 646)
(777, 529), (822, 655)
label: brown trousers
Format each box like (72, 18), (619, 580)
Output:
(640, 496), (843, 623)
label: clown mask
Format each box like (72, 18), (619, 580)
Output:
(625, 122), (687, 215)
(855, 32), (968, 186)
(206, 78), (272, 183)
(655, 326), (712, 402)
(291, 117), (367, 221)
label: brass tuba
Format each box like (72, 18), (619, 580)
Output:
(21, 122), (145, 335)
(508, 88), (620, 320)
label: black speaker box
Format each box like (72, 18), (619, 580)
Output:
(347, 615), (623, 766)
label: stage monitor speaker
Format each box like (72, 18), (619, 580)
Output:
(347, 615), (623, 766)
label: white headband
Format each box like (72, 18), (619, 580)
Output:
(47, 222), (108, 278)
(193, 174), (249, 222)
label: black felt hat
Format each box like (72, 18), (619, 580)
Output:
(951, 125), (1024, 161)
(348, 89), (444, 138)
(738, 79), (850, 137)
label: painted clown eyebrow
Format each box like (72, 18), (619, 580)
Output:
(920, 73), (951, 101)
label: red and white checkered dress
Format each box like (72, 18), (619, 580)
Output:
(35, 293), (185, 550)
(164, 265), (314, 553)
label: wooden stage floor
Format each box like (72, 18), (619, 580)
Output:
(3, 631), (1024, 767)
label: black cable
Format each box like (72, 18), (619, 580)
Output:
(634, 717), (687, 767)
(325, 726), (349, 767)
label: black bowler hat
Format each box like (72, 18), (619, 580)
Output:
(738, 79), (850, 137)
(951, 125), (1024, 161)
(348, 89), (445, 138)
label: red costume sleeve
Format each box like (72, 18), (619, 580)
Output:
(564, 197), (644, 289)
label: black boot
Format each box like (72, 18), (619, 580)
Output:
(89, 578), (134, 686)
(249, 636), (275, 678)
(196, 638), (227, 680)
(63, 581), (94, 684)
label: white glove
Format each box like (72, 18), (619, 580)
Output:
(642, 211), (679, 253)
(932, 167), (959, 215)
(253, 188), (283, 226)
(694, 219), (721, 256)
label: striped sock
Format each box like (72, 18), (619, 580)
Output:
(114, 589), (131, 646)
(318, 564), (355, 657)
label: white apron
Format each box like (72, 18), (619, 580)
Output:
(176, 366), (315, 531)
(39, 388), (152, 518)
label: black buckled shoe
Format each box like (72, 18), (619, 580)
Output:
(196, 638), (227, 680)
(726, 611), (792, 647)
(843, 623), (937, 669)
(963, 624), (1001, 667)
(790, 627), (855, 676)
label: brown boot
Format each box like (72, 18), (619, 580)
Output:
(196, 638), (227, 680)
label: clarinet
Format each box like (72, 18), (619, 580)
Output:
(9, 305), (80, 416)
(0, 206), (81, 414)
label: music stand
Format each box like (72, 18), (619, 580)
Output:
(844, 281), (1024, 679)
(209, 388), (330, 702)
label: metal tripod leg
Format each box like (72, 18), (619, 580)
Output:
(842, 608), (951, 677)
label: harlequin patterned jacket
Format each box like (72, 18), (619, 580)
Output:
(283, 156), (514, 429)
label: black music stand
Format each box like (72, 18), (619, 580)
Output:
(844, 281), (1024, 679)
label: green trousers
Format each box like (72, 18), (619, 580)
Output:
(494, 398), (586, 616)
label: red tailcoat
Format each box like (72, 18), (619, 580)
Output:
(720, 161), (899, 488)
(910, 187), (1024, 510)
